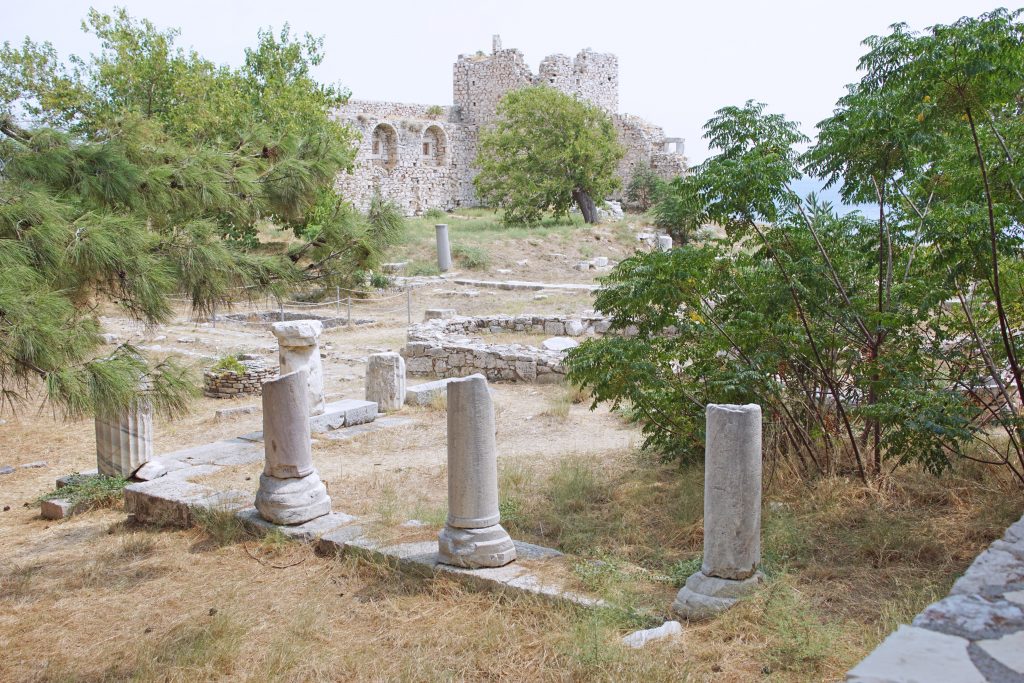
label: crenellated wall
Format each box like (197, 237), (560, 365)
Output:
(333, 37), (686, 216)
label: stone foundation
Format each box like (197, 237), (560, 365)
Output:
(203, 359), (276, 399)
(215, 311), (373, 330)
(402, 313), (610, 383)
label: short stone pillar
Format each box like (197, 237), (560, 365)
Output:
(255, 369), (332, 525)
(657, 235), (673, 252)
(438, 374), (516, 568)
(672, 403), (764, 619)
(435, 224), (452, 272)
(271, 319), (325, 416)
(365, 352), (406, 412)
(95, 400), (154, 477)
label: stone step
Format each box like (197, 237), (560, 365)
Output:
(310, 399), (378, 432)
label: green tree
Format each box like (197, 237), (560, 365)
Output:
(650, 176), (705, 245)
(0, 10), (397, 418)
(474, 86), (624, 225)
(625, 164), (662, 212)
(567, 9), (1024, 486)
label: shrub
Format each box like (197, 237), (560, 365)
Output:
(39, 474), (129, 510)
(425, 105), (444, 118)
(210, 355), (245, 376)
(424, 207), (447, 220)
(369, 272), (392, 289)
(625, 164), (663, 211)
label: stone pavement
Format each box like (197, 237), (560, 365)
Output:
(847, 513), (1024, 682)
(116, 401), (608, 608)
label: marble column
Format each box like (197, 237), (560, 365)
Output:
(95, 399), (154, 477)
(435, 224), (452, 272)
(438, 374), (516, 568)
(255, 368), (332, 525)
(657, 235), (673, 252)
(365, 352), (406, 412)
(271, 319), (325, 416)
(672, 403), (764, 619)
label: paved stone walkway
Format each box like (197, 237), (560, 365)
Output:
(115, 402), (610, 608)
(848, 513), (1024, 682)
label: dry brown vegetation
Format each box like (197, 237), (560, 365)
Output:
(0, 211), (1021, 681)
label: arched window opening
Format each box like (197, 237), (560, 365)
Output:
(371, 123), (398, 170)
(422, 125), (448, 167)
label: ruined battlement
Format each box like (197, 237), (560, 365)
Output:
(333, 36), (686, 216)
(453, 37), (619, 125)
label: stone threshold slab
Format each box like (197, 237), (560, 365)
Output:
(122, 438), (606, 609)
(452, 278), (599, 293)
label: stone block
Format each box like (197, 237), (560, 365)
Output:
(40, 498), (87, 520)
(564, 320), (585, 336)
(424, 308), (456, 321)
(405, 378), (456, 406)
(845, 625), (984, 683)
(541, 337), (578, 352)
(237, 507), (356, 541)
(365, 353), (406, 412)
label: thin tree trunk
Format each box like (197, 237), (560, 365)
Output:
(573, 188), (598, 224)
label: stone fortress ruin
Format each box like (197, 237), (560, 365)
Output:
(333, 35), (688, 215)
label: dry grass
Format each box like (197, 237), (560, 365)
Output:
(1, 211), (1021, 681)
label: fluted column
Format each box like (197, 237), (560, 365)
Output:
(95, 399), (153, 477)
(438, 374), (516, 568)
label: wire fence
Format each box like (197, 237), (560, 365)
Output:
(169, 285), (417, 326)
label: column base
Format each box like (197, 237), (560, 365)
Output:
(255, 471), (332, 525)
(671, 570), (764, 621)
(438, 523), (516, 568)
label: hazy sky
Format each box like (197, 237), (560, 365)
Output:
(3, 1), (1007, 162)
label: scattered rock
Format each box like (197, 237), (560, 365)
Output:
(592, 257), (609, 268)
(424, 308), (456, 321)
(533, 294), (549, 301)
(134, 460), (169, 481)
(574, 261), (591, 272)
(401, 519), (428, 528)
(516, 259), (529, 266)
(541, 337), (579, 352)
(20, 461), (47, 469)
(3, 506), (10, 512)
(621, 620), (683, 648)
(100, 333), (119, 344)
(0, 466), (14, 475)
(496, 268), (512, 274)
(177, 337), (196, 344)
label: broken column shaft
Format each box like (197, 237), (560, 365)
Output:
(438, 374), (516, 568)
(255, 368), (332, 525)
(672, 403), (764, 619)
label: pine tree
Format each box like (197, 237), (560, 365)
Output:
(0, 10), (400, 417)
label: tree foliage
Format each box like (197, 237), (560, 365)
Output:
(0, 9), (399, 417)
(625, 163), (662, 212)
(567, 10), (1024, 485)
(474, 86), (624, 225)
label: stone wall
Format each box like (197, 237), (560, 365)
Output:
(333, 37), (687, 216)
(847, 512), (1024, 682)
(203, 359), (277, 399)
(402, 313), (610, 383)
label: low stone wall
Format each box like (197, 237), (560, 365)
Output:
(402, 314), (609, 383)
(847, 512), (1024, 682)
(203, 359), (277, 399)
(215, 311), (373, 330)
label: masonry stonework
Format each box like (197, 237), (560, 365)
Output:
(333, 37), (687, 215)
